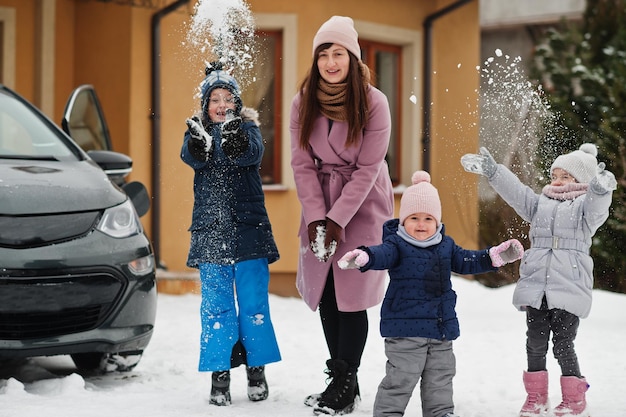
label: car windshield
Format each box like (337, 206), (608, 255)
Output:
(0, 90), (79, 161)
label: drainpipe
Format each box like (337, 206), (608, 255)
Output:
(422, 0), (473, 173)
(151, 0), (190, 269)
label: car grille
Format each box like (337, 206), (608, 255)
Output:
(0, 271), (124, 339)
(0, 211), (100, 248)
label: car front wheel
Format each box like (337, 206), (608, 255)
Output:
(71, 351), (143, 373)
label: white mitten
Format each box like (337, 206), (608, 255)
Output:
(461, 147), (498, 178)
(337, 249), (369, 270)
(591, 162), (617, 193)
(489, 239), (524, 267)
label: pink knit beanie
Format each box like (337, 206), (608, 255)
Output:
(399, 171), (442, 225)
(312, 16), (361, 59)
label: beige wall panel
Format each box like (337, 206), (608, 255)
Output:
(430, 0), (480, 250)
(74, 2), (132, 155)
(159, 8), (200, 271)
(53, 0), (76, 123)
(10, 1), (36, 101)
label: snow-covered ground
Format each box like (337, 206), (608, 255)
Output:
(1, 276), (624, 416)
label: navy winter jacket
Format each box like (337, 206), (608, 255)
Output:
(181, 108), (279, 267)
(360, 219), (496, 340)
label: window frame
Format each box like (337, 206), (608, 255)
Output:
(250, 29), (283, 185)
(360, 39), (403, 185)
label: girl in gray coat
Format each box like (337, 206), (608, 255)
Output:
(461, 144), (616, 417)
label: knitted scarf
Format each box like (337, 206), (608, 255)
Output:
(317, 80), (348, 121)
(316, 62), (371, 122)
(542, 182), (589, 201)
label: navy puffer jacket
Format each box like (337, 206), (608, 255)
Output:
(360, 219), (496, 340)
(181, 107), (279, 267)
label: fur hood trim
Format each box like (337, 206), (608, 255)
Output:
(240, 107), (260, 126)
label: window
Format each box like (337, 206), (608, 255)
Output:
(360, 40), (402, 185)
(241, 30), (282, 185)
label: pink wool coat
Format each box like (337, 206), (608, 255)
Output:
(289, 86), (394, 312)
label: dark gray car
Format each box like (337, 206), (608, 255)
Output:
(0, 84), (156, 373)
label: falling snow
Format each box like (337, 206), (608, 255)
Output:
(184, 0), (257, 97)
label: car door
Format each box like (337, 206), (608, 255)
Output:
(62, 84), (113, 152)
(62, 85), (150, 217)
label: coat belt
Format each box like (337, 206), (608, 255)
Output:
(531, 236), (589, 252)
(318, 163), (357, 203)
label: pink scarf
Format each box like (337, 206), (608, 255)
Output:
(542, 182), (588, 200)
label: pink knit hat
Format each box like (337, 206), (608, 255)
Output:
(399, 171), (442, 225)
(312, 16), (361, 59)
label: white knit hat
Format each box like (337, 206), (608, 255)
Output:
(312, 16), (361, 59)
(399, 171), (442, 225)
(550, 143), (598, 183)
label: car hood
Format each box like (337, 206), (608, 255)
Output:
(0, 159), (126, 215)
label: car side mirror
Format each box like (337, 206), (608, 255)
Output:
(87, 150), (150, 217)
(87, 150), (132, 185)
(122, 181), (151, 218)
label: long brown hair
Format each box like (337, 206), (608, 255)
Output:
(297, 43), (370, 149)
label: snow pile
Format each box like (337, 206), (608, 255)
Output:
(1, 277), (625, 416)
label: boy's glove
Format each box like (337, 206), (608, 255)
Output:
(489, 239), (524, 267)
(461, 147), (498, 179)
(221, 109), (248, 158)
(590, 162), (617, 193)
(186, 117), (212, 161)
(337, 249), (369, 270)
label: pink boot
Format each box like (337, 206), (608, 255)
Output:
(553, 376), (590, 417)
(519, 370), (550, 416)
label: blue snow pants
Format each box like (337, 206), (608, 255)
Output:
(198, 258), (281, 371)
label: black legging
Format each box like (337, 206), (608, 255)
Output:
(526, 295), (581, 377)
(318, 269), (368, 369)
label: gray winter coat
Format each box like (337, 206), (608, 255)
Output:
(181, 107), (279, 267)
(489, 165), (611, 318)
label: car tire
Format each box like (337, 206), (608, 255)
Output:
(71, 351), (143, 373)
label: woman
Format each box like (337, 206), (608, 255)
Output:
(289, 15), (394, 416)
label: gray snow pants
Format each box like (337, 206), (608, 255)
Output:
(373, 337), (456, 417)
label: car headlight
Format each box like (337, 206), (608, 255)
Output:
(97, 199), (142, 238)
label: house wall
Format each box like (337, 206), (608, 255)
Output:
(0, 0), (481, 295)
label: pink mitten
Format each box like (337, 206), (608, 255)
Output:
(337, 249), (369, 270)
(489, 239), (524, 267)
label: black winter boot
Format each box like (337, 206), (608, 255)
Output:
(313, 359), (359, 415)
(210, 370), (231, 406)
(246, 365), (269, 401)
(305, 359), (337, 407)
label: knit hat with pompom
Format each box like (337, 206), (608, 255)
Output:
(399, 171), (442, 225)
(550, 143), (598, 183)
(200, 61), (242, 119)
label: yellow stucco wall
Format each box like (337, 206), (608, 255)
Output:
(0, 0), (480, 289)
